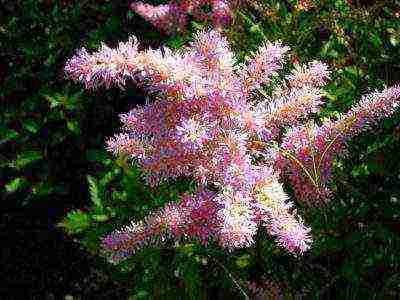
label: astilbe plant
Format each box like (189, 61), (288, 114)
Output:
(65, 26), (400, 263)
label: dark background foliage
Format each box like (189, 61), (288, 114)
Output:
(1, 0), (400, 299)
(1, 0), (163, 298)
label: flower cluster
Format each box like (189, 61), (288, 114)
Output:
(131, 0), (240, 34)
(276, 85), (400, 205)
(65, 26), (400, 262)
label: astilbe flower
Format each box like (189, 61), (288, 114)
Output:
(102, 188), (221, 263)
(252, 60), (331, 142)
(65, 28), (400, 262)
(240, 41), (290, 93)
(276, 85), (400, 205)
(130, 0), (239, 34)
(254, 176), (312, 253)
(65, 36), (140, 90)
(131, 1), (188, 35)
(216, 187), (258, 250)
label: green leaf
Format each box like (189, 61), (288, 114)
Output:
(235, 254), (251, 269)
(51, 130), (67, 145)
(5, 177), (28, 193)
(87, 175), (103, 209)
(351, 164), (369, 177)
(0, 128), (19, 141)
(44, 93), (63, 109)
(370, 33), (382, 48)
(191, 21), (204, 31)
(390, 34), (399, 47)
(9, 150), (42, 170)
(99, 170), (117, 188)
(166, 35), (185, 50)
(67, 119), (80, 135)
(249, 23), (265, 38)
(65, 92), (84, 110)
(59, 210), (91, 234)
(23, 119), (40, 134)
(129, 291), (150, 300)
(91, 214), (109, 222)
(44, 92), (84, 111)
(32, 180), (54, 197)
(320, 40), (339, 59)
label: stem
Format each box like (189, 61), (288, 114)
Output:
(316, 134), (338, 173)
(305, 122), (320, 188)
(317, 115), (357, 172)
(212, 257), (250, 300)
(280, 149), (319, 188)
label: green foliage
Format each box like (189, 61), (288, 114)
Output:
(59, 154), (214, 297)
(1, 0), (162, 206)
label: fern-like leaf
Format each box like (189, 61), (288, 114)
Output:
(87, 175), (103, 210)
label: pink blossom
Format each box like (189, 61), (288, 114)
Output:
(130, 0), (239, 34)
(287, 61), (331, 89)
(65, 36), (139, 90)
(255, 86), (325, 142)
(277, 85), (400, 205)
(240, 41), (290, 92)
(216, 187), (258, 249)
(253, 178), (312, 253)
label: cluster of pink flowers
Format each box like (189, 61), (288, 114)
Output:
(131, 0), (240, 34)
(276, 85), (400, 205)
(65, 23), (400, 262)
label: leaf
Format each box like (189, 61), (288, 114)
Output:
(9, 150), (42, 170)
(99, 170), (117, 188)
(166, 35), (185, 50)
(370, 33), (382, 48)
(58, 210), (91, 234)
(67, 119), (80, 135)
(249, 23), (265, 38)
(23, 119), (40, 134)
(32, 180), (54, 197)
(191, 21), (205, 31)
(65, 92), (84, 110)
(51, 130), (67, 145)
(236, 254), (251, 269)
(87, 175), (103, 209)
(44, 92), (84, 111)
(92, 214), (109, 222)
(44, 93), (63, 109)
(351, 164), (369, 177)
(129, 291), (150, 300)
(5, 177), (28, 193)
(320, 40), (339, 59)
(390, 34), (399, 47)
(0, 128), (19, 141)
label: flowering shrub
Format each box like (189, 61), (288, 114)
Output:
(65, 23), (400, 264)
